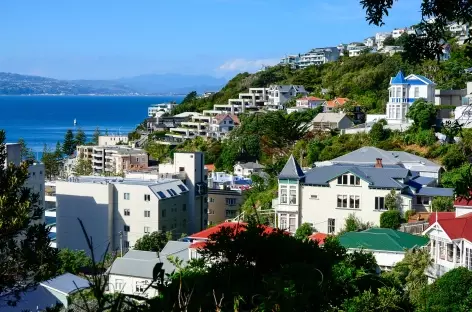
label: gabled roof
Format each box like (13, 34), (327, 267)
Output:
(325, 97), (350, 108)
(313, 112), (351, 123)
(235, 162), (264, 170)
(205, 164), (216, 172)
(298, 96), (325, 101)
(426, 213), (472, 242)
(214, 114), (240, 125)
(454, 194), (472, 207)
(40, 273), (90, 295)
(390, 71), (436, 86)
(339, 228), (429, 252)
(278, 155), (305, 180)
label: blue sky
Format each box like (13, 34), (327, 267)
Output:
(0, 0), (422, 80)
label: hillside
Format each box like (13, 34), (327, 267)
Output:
(175, 45), (472, 114)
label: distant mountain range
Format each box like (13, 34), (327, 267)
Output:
(0, 72), (226, 95)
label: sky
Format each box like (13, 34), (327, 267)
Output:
(0, 0), (423, 80)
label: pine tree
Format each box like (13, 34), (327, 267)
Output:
(75, 128), (87, 146)
(92, 127), (101, 145)
(62, 129), (75, 156)
(74, 157), (93, 176)
(42, 144), (61, 180)
(17, 138), (35, 164)
(0, 130), (58, 300)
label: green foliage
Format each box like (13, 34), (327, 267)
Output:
(144, 140), (170, 163)
(406, 99), (437, 130)
(380, 210), (403, 229)
(385, 190), (400, 210)
(442, 144), (467, 170)
(0, 130), (58, 300)
(340, 286), (409, 312)
(370, 121), (390, 143)
(419, 267), (472, 311)
(42, 143), (62, 179)
(383, 35), (396, 46)
(74, 157), (93, 176)
(58, 248), (92, 275)
(134, 231), (171, 252)
(62, 129), (76, 156)
(17, 137), (35, 164)
(440, 163), (472, 190)
(75, 128), (87, 146)
(341, 213), (372, 233)
(431, 196), (454, 212)
(92, 127), (101, 145)
(294, 222), (314, 240)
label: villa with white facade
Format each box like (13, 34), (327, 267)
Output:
(265, 85), (308, 110)
(148, 103), (178, 117)
(274, 154), (452, 234)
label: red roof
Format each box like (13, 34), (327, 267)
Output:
(205, 164), (216, 172)
(428, 212), (456, 225)
(429, 212), (472, 242)
(189, 241), (207, 249)
(298, 96), (324, 101)
(454, 196), (472, 207)
(214, 114), (240, 125)
(325, 97), (350, 108)
(188, 221), (277, 240)
(309, 233), (327, 244)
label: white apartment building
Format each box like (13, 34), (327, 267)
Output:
(297, 47), (340, 69)
(385, 71), (436, 124)
(375, 32), (391, 48)
(148, 103), (178, 117)
(98, 135), (129, 146)
(266, 85), (308, 110)
(364, 37), (375, 47)
(76, 145), (148, 175)
(274, 155), (453, 234)
(392, 28), (407, 39)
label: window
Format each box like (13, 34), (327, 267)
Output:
(328, 218), (335, 234)
(183, 204), (186, 211)
(280, 186), (288, 204)
(447, 243), (453, 262)
(466, 248), (472, 270)
(416, 196), (430, 205)
(115, 279), (124, 291)
(355, 176), (360, 185)
(396, 87), (401, 98)
(439, 241), (445, 260)
(204, 208), (208, 214)
(310, 194), (318, 200)
(124, 241), (130, 248)
(208, 209), (215, 215)
(225, 198), (236, 206)
(414, 87), (419, 97)
(375, 197), (386, 210)
(179, 167), (185, 172)
(337, 174), (360, 186)
(144, 210), (150, 217)
(124, 209), (130, 216)
(289, 214), (296, 232)
(208, 197), (215, 203)
(289, 186), (297, 204)
(225, 210), (237, 218)
(124, 193), (130, 200)
(337, 195), (348, 208)
(124, 225), (130, 232)
(144, 194), (151, 201)
(280, 214), (287, 229)
(349, 195), (360, 208)
(144, 226), (150, 234)
(162, 225), (167, 232)
(161, 209), (166, 218)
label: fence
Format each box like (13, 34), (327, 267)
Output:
(398, 221), (429, 235)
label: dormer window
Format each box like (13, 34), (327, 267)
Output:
(337, 174), (360, 186)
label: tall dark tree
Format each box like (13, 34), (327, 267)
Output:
(0, 130), (58, 303)
(17, 138), (35, 164)
(92, 127), (101, 145)
(42, 144), (61, 180)
(75, 128), (87, 146)
(62, 129), (75, 156)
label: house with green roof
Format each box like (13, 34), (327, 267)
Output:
(338, 228), (429, 270)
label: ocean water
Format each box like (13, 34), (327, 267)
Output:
(0, 96), (183, 154)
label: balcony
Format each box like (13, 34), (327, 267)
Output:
(45, 208), (56, 217)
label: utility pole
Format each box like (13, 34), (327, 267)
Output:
(119, 231), (123, 257)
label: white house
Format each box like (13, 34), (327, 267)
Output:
(375, 32), (391, 48)
(423, 197), (472, 282)
(233, 161), (265, 178)
(274, 155), (453, 234)
(364, 37), (375, 47)
(107, 242), (190, 298)
(297, 47), (340, 68)
(210, 114), (240, 138)
(392, 28), (407, 39)
(338, 228), (429, 271)
(385, 71), (436, 124)
(148, 103), (178, 117)
(265, 85), (308, 110)
(98, 135), (129, 146)
(296, 96), (325, 108)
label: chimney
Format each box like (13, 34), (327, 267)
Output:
(375, 158), (383, 168)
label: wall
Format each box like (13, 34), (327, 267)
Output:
(99, 136), (129, 146)
(5, 143), (21, 166)
(435, 89), (466, 106)
(208, 189), (243, 225)
(26, 163), (46, 219)
(107, 274), (157, 299)
(56, 182), (112, 258)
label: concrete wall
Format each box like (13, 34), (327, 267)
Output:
(99, 136), (129, 146)
(435, 89), (466, 106)
(208, 189), (243, 225)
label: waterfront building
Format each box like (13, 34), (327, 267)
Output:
(273, 155), (453, 234)
(98, 135), (129, 146)
(148, 103), (178, 117)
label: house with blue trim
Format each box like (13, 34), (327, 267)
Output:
(274, 155), (453, 235)
(386, 71), (436, 124)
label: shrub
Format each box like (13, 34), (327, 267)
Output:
(431, 196), (454, 212)
(380, 210), (403, 229)
(442, 145), (467, 170)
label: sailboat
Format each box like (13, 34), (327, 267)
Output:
(74, 118), (77, 126)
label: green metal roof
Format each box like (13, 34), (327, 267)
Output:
(338, 228), (429, 252)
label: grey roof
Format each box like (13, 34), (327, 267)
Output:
(41, 273), (90, 294)
(312, 112), (350, 123)
(279, 155), (305, 180)
(304, 164), (410, 189)
(412, 176), (436, 186)
(109, 243), (191, 279)
(415, 186), (453, 197)
(236, 162), (265, 170)
(331, 147), (440, 168)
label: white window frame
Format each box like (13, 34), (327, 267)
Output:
(124, 209), (130, 216)
(328, 218), (335, 234)
(144, 210), (150, 218)
(280, 185), (288, 204)
(124, 193), (130, 200)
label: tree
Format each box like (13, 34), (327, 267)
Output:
(380, 210), (403, 229)
(75, 128), (87, 146)
(0, 130), (58, 301)
(42, 144), (61, 180)
(406, 99), (437, 130)
(294, 222), (314, 240)
(382, 35), (396, 46)
(370, 121), (389, 143)
(92, 127), (101, 145)
(134, 231), (170, 252)
(74, 157), (93, 176)
(62, 129), (76, 156)
(145, 140), (170, 163)
(340, 286), (409, 312)
(385, 190), (400, 210)
(17, 138), (35, 164)
(58, 249), (91, 275)
(442, 144), (467, 170)
(431, 196), (454, 212)
(341, 213), (372, 233)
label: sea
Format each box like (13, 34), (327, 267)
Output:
(0, 95), (184, 157)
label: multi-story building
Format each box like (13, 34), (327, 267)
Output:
(297, 47), (340, 69)
(386, 71), (436, 124)
(274, 155), (453, 234)
(392, 28), (407, 39)
(375, 32), (391, 48)
(76, 145), (148, 175)
(148, 103), (178, 117)
(98, 135), (129, 146)
(207, 188), (244, 225)
(265, 85), (308, 110)
(280, 54), (300, 68)
(364, 37), (375, 47)
(379, 45), (404, 56)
